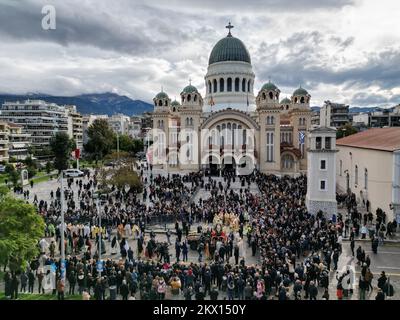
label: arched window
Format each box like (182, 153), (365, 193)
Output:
(158, 100), (162, 106)
(355, 165), (358, 186)
(227, 78), (232, 92)
(164, 100), (168, 106)
(247, 80), (251, 92)
(185, 118), (189, 126)
(220, 78), (224, 92)
(294, 97), (298, 103)
(242, 78), (246, 92)
(286, 105), (289, 110)
(364, 168), (368, 190)
(172, 107), (176, 112)
(262, 92), (266, 100)
(213, 79), (217, 93)
(300, 96), (305, 103)
(190, 118), (193, 126)
(269, 92), (273, 99)
(235, 78), (240, 92)
(194, 94), (197, 102)
(266, 116), (270, 125)
(208, 80), (212, 93)
(266, 132), (274, 162)
(271, 116), (274, 125)
(187, 94), (191, 102)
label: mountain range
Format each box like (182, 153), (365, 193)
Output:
(0, 93), (153, 116)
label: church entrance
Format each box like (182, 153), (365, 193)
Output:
(222, 156), (236, 176)
(206, 155), (219, 176)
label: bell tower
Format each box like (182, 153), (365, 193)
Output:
(306, 126), (338, 219)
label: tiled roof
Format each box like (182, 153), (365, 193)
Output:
(336, 127), (400, 152)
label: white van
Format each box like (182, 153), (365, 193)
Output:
(64, 169), (84, 178)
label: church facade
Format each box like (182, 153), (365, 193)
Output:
(151, 24), (312, 175)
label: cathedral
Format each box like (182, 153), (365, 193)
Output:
(151, 23), (312, 176)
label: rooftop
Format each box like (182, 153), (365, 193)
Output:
(337, 127), (400, 152)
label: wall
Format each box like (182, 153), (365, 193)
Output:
(336, 145), (394, 220)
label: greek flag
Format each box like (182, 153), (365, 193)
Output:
(299, 131), (305, 144)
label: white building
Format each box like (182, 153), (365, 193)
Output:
(64, 105), (83, 150)
(306, 126), (338, 218)
(352, 113), (369, 126)
(320, 101), (350, 128)
(0, 100), (68, 155)
(336, 127), (400, 221)
(7, 123), (31, 160)
(0, 122), (9, 162)
(107, 114), (131, 135)
(129, 116), (143, 139)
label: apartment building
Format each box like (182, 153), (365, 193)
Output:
(0, 100), (68, 153)
(65, 105), (83, 149)
(7, 123), (31, 160)
(320, 101), (350, 128)
(0, 122), (9, 162)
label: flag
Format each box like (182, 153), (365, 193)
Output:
(209, 95), (215, 110)
(299, 131), (305, 144)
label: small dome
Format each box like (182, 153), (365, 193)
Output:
(293, 87), (309, 96)
(171, 100), (180, 106)
(181, 85), (198, 94)
(261, 81), (278, 91)
(155, 91), (169, 99)
(209, 36), (251, 65)
(280, 97), (291, 104)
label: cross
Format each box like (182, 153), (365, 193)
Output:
(226, 21), (234, 36)
(189, 78), (192, 85)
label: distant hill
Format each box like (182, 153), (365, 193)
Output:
(0, 93), (153, 116)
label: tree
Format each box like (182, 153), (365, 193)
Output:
(132, 139), (144, 154)
(24, 156), (38, 178)
(114, 134), (134, 153)
(0, 196), (45, 272)
(50, 132), (76, 173)
(45, 161), (53, 174)
(110, 166), (143, 193)
(5, 164), (19, 187)
(337, 123), (358, 139)
(84, 119), (115, 163)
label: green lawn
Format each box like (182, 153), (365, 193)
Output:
(0, 292), (83, 300)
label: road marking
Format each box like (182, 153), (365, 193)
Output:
(376, 266), (400, 270)
(364, 251), (400, 255)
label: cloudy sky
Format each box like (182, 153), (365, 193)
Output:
(0, 0), (399, 107)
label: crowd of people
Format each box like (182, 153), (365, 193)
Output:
(2, 166), (398, 300)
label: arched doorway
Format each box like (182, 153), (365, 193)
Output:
(281, 153), (295, 172)
(222, 155), (236, 175)
(206, 155), (220, 176)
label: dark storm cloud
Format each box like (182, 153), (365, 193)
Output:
(151, 0), (354, 11)
(254, 31), (400, 94)
(0, 0), (174, 55)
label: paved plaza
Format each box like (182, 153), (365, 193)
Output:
(4, 172), (400, 300)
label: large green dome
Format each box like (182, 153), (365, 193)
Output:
(209, 35), (251, 65)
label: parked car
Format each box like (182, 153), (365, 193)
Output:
(0, 165), (5, 173)
(64, 169), (84, 177)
